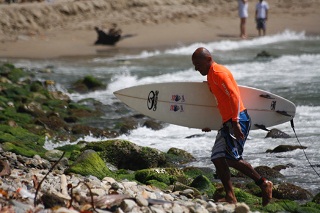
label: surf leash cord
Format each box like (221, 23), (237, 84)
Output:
(290, 119), (320, 178)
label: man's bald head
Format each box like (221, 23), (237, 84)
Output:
(192, 47), (212, 61)
(192, 47), (214, 76)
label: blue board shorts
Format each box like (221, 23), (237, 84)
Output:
(211, 110), (251, 161)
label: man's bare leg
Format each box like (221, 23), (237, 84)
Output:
(227, 159), (273, 206)
(212, 157), (237, 204)
(240, 18), (247, 38)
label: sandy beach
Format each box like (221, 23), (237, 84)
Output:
(0, 0), (319, 59)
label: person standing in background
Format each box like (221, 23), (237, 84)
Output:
(255, 0), (269, 36)
(238, 0), (248, 39)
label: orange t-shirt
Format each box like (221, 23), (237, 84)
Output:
(207, 63), (245, 123)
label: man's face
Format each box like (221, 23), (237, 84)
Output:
(192, 57), (209, 76)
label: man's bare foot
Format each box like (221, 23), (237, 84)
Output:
(240, 34), (247, 39)
(260, 180), (273, 206)
(217, 197), (237, 204)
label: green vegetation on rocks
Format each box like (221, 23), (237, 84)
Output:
(172, 182), (202, 197)
(313, 193), (320, 204)
(56, 143), (87, 160)
(166, 147), (196, 165)
(234, 188), (261, 206)
(84, 139), (167, 170)
(260, 200), (320, 213)
(0, 125), (46, 157)
(183, 166), (215, 181)
(302, 202), (320, 211)
(145, 180), (169, 190)
(134, 168), (183, 185)
(65, 150), (114, 180)
(190, 175), (216, 198)
(114, 169), (136, 182)
(71, 75), (106, 93)
(275, 200), (300, 212)
(0, 63), (108, 157)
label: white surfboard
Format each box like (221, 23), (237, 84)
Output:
(113, 82), (296, 130)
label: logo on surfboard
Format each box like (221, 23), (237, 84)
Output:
(170, 94), (185, 112)
(171, 94), (185, 102)
(147, 90), (159, 111)
(170, 105), (184, 112)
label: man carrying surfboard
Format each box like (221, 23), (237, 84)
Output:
(192, 47), (273, 206)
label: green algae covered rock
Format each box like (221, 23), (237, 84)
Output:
(65, 150), (114, 180)
(84, 139), (167, 170)
(302, 202), (320, 211)
(0, 125), (46, 157)
(277, 200), (301, 212)
(260, 202), (287, 212)
(313, 193), (320, 204)
(135, 168), (182, 185)
(6, 65), (28, 83)
(0, 63), (108, 158)
(146, 180), (169, 190)
(2, 142), (42, 158)
(71, 75), (106, 93)
(234, 187), (261, 206)
(260, 200), (299, 213)
(44, 150), (65, 161)
(114, 169), (136, 182)
(182, 166), (215, 181)
(273, 182), (313, 200)
(166, 147), (196, 165)
(295, 206), (320, 213)
(56, 143), (87, 160)
(214, 186), (261, 208)
(190, 175), (216, 198)
(172, 182), (202, 197)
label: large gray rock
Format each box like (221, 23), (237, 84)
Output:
(266, 145), (307, 153)
(273, 183), (313, 200)
(265, 128), (291, 138)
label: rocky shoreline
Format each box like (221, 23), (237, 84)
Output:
(0, 140), (319, 213)
(0, 63), (320, 212)
(0, 150), (252, 213)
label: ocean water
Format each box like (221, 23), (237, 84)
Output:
(2, 30), (320, 195)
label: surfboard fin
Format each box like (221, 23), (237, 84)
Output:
(254, 124), (270, 131)
(259, 94), (275, 99)
(276, 110), (293, 117)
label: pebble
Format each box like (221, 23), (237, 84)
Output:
(0, 151), (255, 213)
